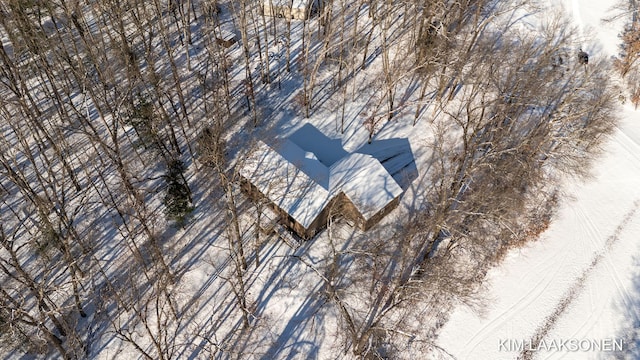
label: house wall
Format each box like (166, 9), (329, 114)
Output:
(262, 1), (316, 20)
(332, 193), (365, 227)
(362, 196), (401, 231)
(239, 176), (319, 239)
(329, 193), (400, 232)
(215, 34), (236, 48)
(308, 192), (350, 234)
(240, 176), (402, 240)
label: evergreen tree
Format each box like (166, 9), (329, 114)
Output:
(163, 159), (193, 226)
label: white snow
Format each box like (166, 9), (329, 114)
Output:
(263, 0), (316, 8)
(355, 138), (417, 186)
(240, 125), (406, 231)
(433, 0), (640, 359)
(2, 0), (632, 357)
(329, 152), (403, 219)
(288, 123), (349, 166)
(240, 139), (331, 228)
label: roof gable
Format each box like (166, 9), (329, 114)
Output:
(240, 126), (412, 233)
(329, 153), (403, 219)
(239, 141), (330, 228)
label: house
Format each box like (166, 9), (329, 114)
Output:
(262, 0), (318, 20)
(215, 30), (237, 48)
(239, 125), (416, 239)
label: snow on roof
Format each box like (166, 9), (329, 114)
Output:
(240, 140), (330, 228)
(329, 153), (403, 219)
(354, 138), (418, 189)
(355, 138), (416, 179)
(263, 0), (315, 8)
(277, 139), (329, 188)
(241, 134), (407, 231)
(217, 30), (236, 41)
(288, 123), (348, 166)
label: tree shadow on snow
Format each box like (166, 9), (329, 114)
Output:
(608, 254), (640, 359)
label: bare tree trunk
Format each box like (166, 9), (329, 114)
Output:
(233, 0), (259, 125)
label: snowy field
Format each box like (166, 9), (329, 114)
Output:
(434, 0), (640, 359)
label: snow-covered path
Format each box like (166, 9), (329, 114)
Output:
(434, 0), (640, 359)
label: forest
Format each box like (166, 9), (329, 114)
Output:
(0, 0), (625, 358)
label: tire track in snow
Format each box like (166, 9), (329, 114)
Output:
(614, 125), (640, 166)
(565, 205), (634, 341)
(565, 205), (606, 335)
(518, 200), (640, 360)
(459, 206), (584, 356)
(570, 0), (583, 30)
(553, 124), (640, 342)
(459, 256), (565, 357)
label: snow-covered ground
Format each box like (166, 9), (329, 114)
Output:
(434, 0), (640, 359)
(0, 0), (633, 358)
